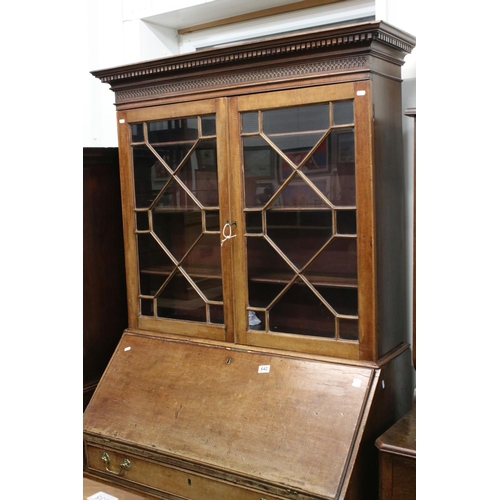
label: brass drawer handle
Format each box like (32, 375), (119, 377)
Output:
(101, 452), (131, 476)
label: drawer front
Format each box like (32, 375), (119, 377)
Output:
(85, 443), (283, 500)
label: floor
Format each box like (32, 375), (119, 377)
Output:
(83, 478), (147, 500)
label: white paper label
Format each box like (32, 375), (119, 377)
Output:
(356, 90), (366, 96)
(119, 119), (125, 123)
(352, 378), (362, 387)
(258, 365), (270, 374)
(87, 492), (118, 500)
(124, 346), (131, 351)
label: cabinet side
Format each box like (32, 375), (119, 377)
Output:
(371, 72), (410, 358)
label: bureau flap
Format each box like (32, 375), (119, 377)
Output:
(83, 332), (376, 498)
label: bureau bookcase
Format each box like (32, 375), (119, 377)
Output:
(84, 21), (416, 500)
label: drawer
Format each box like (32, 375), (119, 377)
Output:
(85, 443), (284, 500)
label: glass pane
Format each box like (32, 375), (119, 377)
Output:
(336, 210), (356, 234)
(157, 271), (207, 322)
(243, 136), (275, 178)
(151, 209), (202, 262)
(339, 318), (358, 341)
(241, 99), (359, 342)
(333, 101), (354, 125)
(205, 211), (220, 231)
(141, 298), (153, 316)
(263, 104), (329, 134)
(247, 236), (295, 288)
(132, 112), (223, 327)
(193, 171), (218, 207)
(131, 123), (144, 143)
(248, 281), (287, 309)
(319, 287), (358, 316)
(273, 133), (325, 174)
(242, 112), (259, 133)
(150, 144), (195, 173)
(195, 139), (218, 169)
(209, 303), (224, 324)
(182, 233), (222, 277)
(305, 238), (357, 281)
(332, 130), (355, 206)
(201, 115), (216, 136)
(246, 212), (263, 234)
(136, 211), (149, 231)
(269, 280), (336, 338)
(133, 145), (167, 208)
(280, 177), (329, 208)
(267, 211), (331, 269)
(147, 118), (198, 143)
(137, 233), (175, 295)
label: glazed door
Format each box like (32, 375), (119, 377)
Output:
(117, 99), (235, 342)
(230, 83), (376, 359)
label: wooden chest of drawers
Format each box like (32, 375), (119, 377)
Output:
(375, 403), (416, 499)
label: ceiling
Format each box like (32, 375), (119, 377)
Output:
(140, 0), (330, 30)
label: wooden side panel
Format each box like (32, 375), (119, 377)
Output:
(378, 453), (416, 500)
(371, 73), (411, 358)
(83, 147), (128, 409)
(84, 333), (376, 499)
(345, 347), (415, 499)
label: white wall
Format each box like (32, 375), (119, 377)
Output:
(84, 0), (416, 147)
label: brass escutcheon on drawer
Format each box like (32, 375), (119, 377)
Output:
(101, 451), (131, 476)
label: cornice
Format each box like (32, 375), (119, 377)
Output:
(115, 56), (369, 104)
(92, 20), (415, 88)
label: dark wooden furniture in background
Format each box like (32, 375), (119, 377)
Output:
(83, 147), (128, 410)
(376, 401), (416, 499)
(405, 107), (416, 369)
(84, 21), (416, 499)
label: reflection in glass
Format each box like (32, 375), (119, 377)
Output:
(280, 177), (330, 208)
